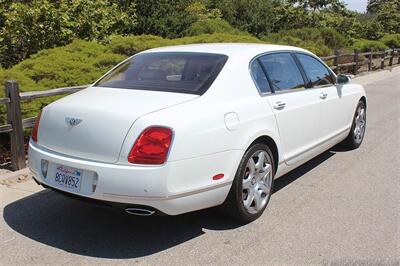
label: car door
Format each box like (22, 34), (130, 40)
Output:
(255, 52), (321, 165)
(295, 53), (350, 143)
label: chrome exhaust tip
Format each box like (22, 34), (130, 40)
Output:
(125, 208), (155, 216)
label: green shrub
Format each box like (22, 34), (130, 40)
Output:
(261, 27), (347, 55)
(320, 28), (349, 50)
(5, 40), (125, 92)
(0, 39), (126, 123)
(261, 32), (332, 56)
(185, 19), (248, 36)
(108, 33), (263, 56)
(107, 35), (168, 55)
(0, 0), (136, 68)
(352, 39), (388, 52)
(380, 34), (400, 48)
(172, 33), (262, 45)
(359, 18), (385, 40)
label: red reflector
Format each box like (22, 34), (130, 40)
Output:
(212, 174), (224, 180)
(31, 111), (42, 143)
(128, 127), (173, 165)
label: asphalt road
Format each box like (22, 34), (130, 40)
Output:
(0, 68), (399, 265)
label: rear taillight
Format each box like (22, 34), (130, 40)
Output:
(31, 111), (42, 143)
(128, 127), (173, 165)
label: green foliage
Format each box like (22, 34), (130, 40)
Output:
(0, 39), (125, 123)
(1, 0), (399, 69)
(358, 17), (385, 40)
(262, 28), (348, 56)
(185, 2), (222, 20)
(1, 33), (264, 96)
(380, 34), (400, 48)
(0, 0), (136, 68)
(185, 19), (248, 36)
(367, 0), (400, 34)
(374, 2), (400, 34)
(133, 0), (196, 38)
(209, 0), (360, 39)
(108, 33), (262, 56)
(107, 35), (166, 55)
(173, 33), (263, 44)
(320, 28), (349, 49)
(210, 0), (282, 36)
(352, 39), (388, 52)
(0, 40), (125, 94)
(289, 0), (346, 11)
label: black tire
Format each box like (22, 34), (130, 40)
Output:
(341, 100), (366, 149)
(220, 143), (275, 223)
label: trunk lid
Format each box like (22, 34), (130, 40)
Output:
(38, 87), (197, 163)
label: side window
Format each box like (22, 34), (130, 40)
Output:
(250, 60), (271, 93)
(258, 53), (305, 91)
(296, 53), (335, 87)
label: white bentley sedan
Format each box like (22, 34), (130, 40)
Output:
(28, 44), (366, 222)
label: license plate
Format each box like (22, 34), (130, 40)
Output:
(54, 165), (82, 192)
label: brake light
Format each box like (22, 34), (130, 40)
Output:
(31, 111), (42, 143)
(128, 127), (173, 165)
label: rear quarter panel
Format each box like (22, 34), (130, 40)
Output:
(118, 54), (282, 185)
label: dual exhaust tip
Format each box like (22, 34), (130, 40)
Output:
(125, 207), (155, 216)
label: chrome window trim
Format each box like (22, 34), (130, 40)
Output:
(249, 59), (273, 96)
(272, 86), (307, 95)
(249, 50), (309, 97)
(249, 50), (339, 97)
(294, 52), (337, 86)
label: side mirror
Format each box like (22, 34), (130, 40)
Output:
(337, 74), (351, 85)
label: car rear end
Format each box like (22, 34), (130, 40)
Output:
(28, 51), (234, 215)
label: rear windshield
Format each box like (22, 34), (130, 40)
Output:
(94, 52), (228, 95)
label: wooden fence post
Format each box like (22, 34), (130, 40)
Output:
(334, 50), (339, 73)
(5, 81), (26, 170)
(368, 50), (373, 72)
(397, 49), (400, 65)
(380, 50), (385, 69)
(389, 48), (394, 67)
(353, 49), (359, 75)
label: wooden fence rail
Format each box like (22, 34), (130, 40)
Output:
(1, 48), (400, 170)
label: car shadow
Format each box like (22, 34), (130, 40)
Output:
(3, 147), (339, 259)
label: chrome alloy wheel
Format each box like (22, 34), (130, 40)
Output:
(242, 150), (273, 214)
(354, 105), (366, 143)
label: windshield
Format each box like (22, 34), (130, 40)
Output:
(94, 52), (228, 95)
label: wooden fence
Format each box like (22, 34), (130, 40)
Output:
(1, 48), (400, 170)
(320, 48), (400, 75)
(0, 83), (88, 170)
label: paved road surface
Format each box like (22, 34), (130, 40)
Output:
(0, 68), (399, 265)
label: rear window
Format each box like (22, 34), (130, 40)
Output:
(94, 52), (228, 95)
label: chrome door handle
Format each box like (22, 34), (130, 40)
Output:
(320, 92), (328, 99)
(273, 101), (286, 110)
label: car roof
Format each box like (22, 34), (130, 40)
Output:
(141, 43), (312, 59)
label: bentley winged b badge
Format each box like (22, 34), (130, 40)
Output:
(65, 117), (83, 127)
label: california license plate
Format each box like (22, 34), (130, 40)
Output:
(54, 165), (82, 192)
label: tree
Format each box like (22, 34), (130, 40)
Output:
(133, 0), (197, 38)
(367, 0), (383, 13)
(0, 0), (137, 68)
(367, 0), (400, 33)
(289, 0), (346, 11)
(209, 0), (282, 36)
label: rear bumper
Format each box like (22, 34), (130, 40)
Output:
(28, 141), (242, 215)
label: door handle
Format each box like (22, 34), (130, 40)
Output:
(273, 101), (286, 110)
(320, 92), (328, 99)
